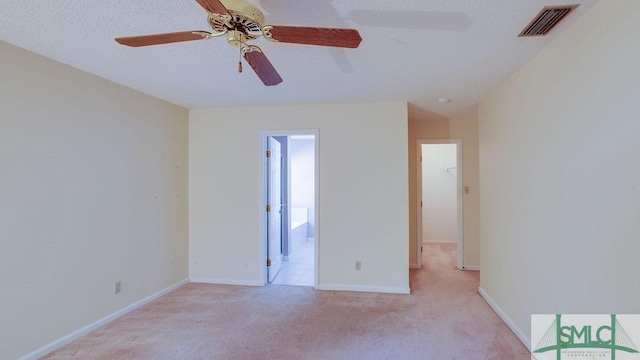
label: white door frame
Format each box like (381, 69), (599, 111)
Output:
(416, 139), (464, 270)
(259, 129), (320, 288)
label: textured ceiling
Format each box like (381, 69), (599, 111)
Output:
(0, 0), (597, 119)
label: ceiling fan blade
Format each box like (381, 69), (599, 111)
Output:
(243, 49), (283, 86)
(268, 26), (362, 48)
(195, 0), (230, 15)
(115, 31), (212, 47)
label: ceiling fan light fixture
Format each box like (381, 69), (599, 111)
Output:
(226, 30), (247, 47)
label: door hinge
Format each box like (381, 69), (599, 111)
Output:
(266, 150), (271, 158)
(267, 259), (272, 267)
(421, 246), (423, 253)
(266, 204), (271, 212)
(421, 201), (423, 207)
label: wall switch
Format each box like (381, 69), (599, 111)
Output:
(355, 261), (362, 271)
(114, 281), (121, 294)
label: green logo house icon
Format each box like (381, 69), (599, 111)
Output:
(533, 315), (639, 360)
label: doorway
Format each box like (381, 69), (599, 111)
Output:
(261, 131), (318, 287)
(416, 139), (464, 269)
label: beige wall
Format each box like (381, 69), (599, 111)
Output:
(478, 0), (640, 346)
(189, 102), (410, 293)
(0, 41), (189, 360)
(408, 114), (480, 268)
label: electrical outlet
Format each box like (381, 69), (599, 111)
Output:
(114, 281), (121, 294)
(355, 261), (362, 271)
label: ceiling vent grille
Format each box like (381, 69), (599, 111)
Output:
(519, 5), (579, 37)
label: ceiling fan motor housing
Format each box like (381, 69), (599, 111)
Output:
(208, 0), (265, 40)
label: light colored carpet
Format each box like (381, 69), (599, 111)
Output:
(44, 244), (529, 359)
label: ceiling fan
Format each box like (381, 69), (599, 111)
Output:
(115, 0), (362, 86)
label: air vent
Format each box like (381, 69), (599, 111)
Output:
(519, 4), (579, 37)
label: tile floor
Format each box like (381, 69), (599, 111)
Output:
(271, 239), (314, 286)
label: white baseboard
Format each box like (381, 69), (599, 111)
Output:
(478, 286), (531, 351)
(318, 284), (410, 294)
(190, 277), (264, 287)
(461, 265), (480, 271)
(18, 278), (189, 360)
(409, 263), (421, 269)
(423, 240), (457, 244)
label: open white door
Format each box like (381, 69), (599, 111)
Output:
(267, 137), (283, 282)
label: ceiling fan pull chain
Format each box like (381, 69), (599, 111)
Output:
(238, 48), (243, 73)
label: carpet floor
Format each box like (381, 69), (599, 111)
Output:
(44, 244), (530, 359)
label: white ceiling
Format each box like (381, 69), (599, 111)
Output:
(0, 0), (597, 119)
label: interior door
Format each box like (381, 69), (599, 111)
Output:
(267, 136), (283, 282)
